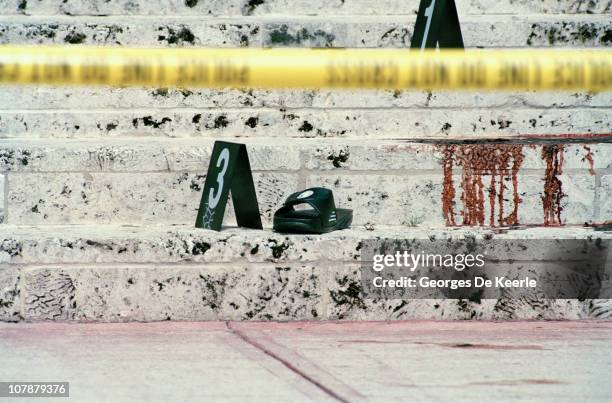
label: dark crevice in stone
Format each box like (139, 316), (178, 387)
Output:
(1, 240), (22, 258)
(269, 25), (335, 47)
(157, 26), (196, 45)
(298, 121), (314, 132)
(243, 0), (265, 15)
(64, 31), (86, 44)
(327, 148), (350, 168)
(268, 239), (290, 259)
(132, 116), (172, 129)
(245, 116), (259, 128)
(191, 241), (211, 256)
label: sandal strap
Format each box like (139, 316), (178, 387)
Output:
(283, 187), (336, 222)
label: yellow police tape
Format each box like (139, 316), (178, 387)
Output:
(0, 46), (610, 91)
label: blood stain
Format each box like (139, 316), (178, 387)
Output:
(541, 145), (566, 226)
(438, 144), (525, 227)
(582, 145), (596, 175)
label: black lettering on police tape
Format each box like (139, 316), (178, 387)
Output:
(213, 60), (249, 86)
(178, 63), (210, 85)
(552, 60), (585, 88)
(326, 61), (399, 87)
(28, 63), (67, 83)
(327, 63), (346, 85)
(552, 63), (563, 87)
(404, 60), (419, 87)
(459, 60), (486, 86)
(532, 60), (542, 87)
(566, 60), (584, 87)
(374, 61), (399, 86)
(81, 64), (109, 82)
(588, 59), (611, 88)
(155, 59), (166, 83)
(44, 63), (71, 82)
(418, 61), (449, 87)
(121, 62), (154, 83)
(0, 63), (20, 81)
(2, 49), (608, 90)
(497, 61), (530, 88)
(326, 64), (339, 85)
(29, 63), (41, 82)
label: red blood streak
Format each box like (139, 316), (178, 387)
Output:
(438, 141), (598, 227)
(438, 144), (524, 227)
(541, 145), (565, 226)
(582, 145), (596, 175)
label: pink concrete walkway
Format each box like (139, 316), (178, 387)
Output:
(2, 321), (612, 402)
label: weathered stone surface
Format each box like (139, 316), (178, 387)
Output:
(304, 142), (441, 171)
(0, 139), (301, 172)
(0, 266), (20, 321)
(251, 0), (612, 15)
(7, 172), (297, 225)
(4, 225), (610, 265)
(307, 172), (600, 226)
(601, 175), (612, 222)
(1, 139), (609, 173)
(2, 139), (608, 226)
(308, 174), (444, 226)
(326, 264), (609, 320)
(1, 0), (610, 16)
(0, 174), (4, 223)
(2, 16), (610, 47)
(0, 18), (261, 46)
(554, 144), (612, 170)
(0, 141), (170, 172)
(3, 226), (611, 321)
(262, 16), (612, 48)
(22, 267), (77, 320)
(3, 86), (611, 110)
(2, 108), (609, 138)
(304, 142), (611, 171)
(164, 141), (301, 171)
(2, 0), (610, 324)
(28, 264), (323, 322)
(1, 225), (370, 264)
(539, 174), (598, 224)
(0, 0), (238, 15)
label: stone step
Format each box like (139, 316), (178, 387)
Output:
(1, 138), (610, 226)
(2, 0), (609, 16)
(1, 108), (610, 139)
(1, 15), (610, 48)
(1, 225), (611, 322)
(2, 86), (611, 110)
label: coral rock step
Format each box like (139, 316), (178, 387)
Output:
(1, 225), (610, 322)
(1, 138), (610, 227)
(3, 0), (610, 16)
(1, 15), (610, 48)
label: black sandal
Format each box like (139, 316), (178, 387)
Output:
(273, 187), (353, 234)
